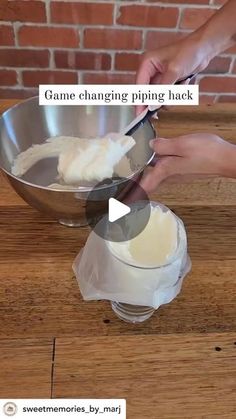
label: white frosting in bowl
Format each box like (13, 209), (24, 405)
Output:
(11, 134), (135, 187)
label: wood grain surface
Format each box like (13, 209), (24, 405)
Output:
(53, 334), (236, 419)
(0, 100), (236, 418)
(0, 338), (53, 398)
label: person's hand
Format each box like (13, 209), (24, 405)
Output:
(141, 133), (236, 193)
(136, 34), (212, 114)
(137, 33), (212, 85)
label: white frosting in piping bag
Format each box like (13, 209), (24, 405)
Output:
(109, 206), (178, 268)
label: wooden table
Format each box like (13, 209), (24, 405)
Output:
(1, 101), (236, 418)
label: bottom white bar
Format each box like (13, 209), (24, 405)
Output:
(0, 399), (126, 418)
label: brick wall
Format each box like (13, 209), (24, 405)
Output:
(0, 0), (235, 103)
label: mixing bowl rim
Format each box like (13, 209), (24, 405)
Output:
(0, 96), (34, 120)
(0, 96), (156, 192)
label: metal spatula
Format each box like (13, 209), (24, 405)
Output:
(121, 74), (196, 137)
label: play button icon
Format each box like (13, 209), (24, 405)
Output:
(85, 176), (151, 242)
(108, 198), (130, 222)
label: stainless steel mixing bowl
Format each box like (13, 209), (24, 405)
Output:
(0, 96), (156, 226)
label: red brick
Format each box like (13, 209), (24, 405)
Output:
(18, 26), (79, 48)
(83, 73), (136, 85)
(200, 76), (236, 93)
(117, 5), (179, 28)
(51, 2), (113, 25)
(0, 1), (46, 23)
(22, 70), (78, 87)
(0, 69), (17, 86)
(216, 95), (236, 103)
(180, 8), (215, 30)
(199, 94), (216, 104)
(84, 29), (142, 50)
(213, 0), (227, 5)
(0, 25), (14, 46)
(0, 49), (49, 68)
(202, 56), (232, 74)
(145, 30), (184, 50)
(115, 53), (141, 71)
(0, 88), (38, 99)
(55, 51), (111, 71)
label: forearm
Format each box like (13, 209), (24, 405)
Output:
(191, 0), (236, 60)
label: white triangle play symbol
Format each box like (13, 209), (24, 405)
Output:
(108, 198), (131, 223)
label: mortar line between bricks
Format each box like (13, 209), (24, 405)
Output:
(1, 66), (235, 78)
(45, 0), (51, 24)
(0, 47), (144, 53)
(1, 75), (236, 85)
(47, 1), (219, 8)
(229, 57), (235, 74)
(176, 5), (185, 31)
(12, 22), (19, 47)
(16, 69), (22, 87)
(200, 93), (222, 96)
(0, 70), (135, 77)
(49, 50), (54, 70)
(0, 48), (234, 59)
(113, 2), (118, 26)
(6, 22), (193, 32)
(220, 54), (236, 58)
(48, 0), (217, 6)
(80, 71), (84, 84)
(142, 28), (146, 51)
(198, 74), (236, 79)
(110, 51), (115, 71)
(0, 0), (221, 10)
(3, 45), (223, 53)
(0, 68), (82, 72)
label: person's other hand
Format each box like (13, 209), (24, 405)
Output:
(141, 133), (236, 193)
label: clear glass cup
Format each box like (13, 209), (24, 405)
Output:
(107, 202), (191, 324)
(111, 267), (188, 323)
(111, 302), (155, 323)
